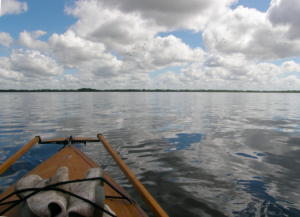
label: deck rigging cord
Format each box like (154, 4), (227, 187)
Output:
(67, 136), (145, 217)
(0, 177), (120, 216)
(67, 138), (146, 217)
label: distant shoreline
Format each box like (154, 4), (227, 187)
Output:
(1, 88), (300, 93)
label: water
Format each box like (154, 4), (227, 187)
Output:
(0, 92), (300, 216)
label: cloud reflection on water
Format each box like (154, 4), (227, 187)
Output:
(0, 92), (300, 216)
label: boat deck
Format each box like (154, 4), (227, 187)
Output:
(0, 145), (148, 217)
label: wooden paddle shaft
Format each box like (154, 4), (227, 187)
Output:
(0, 136), (40, 176)
(98, 134), (169, 217)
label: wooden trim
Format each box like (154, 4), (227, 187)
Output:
(0, 136), (40, 176)
(98, 134), (169, 217)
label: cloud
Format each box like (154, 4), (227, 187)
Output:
(49, 30), (112, 68)
(65, 0), (237, 46)
(0, 49), (64, 90)
(202, 4), (300, 61)
(76, 56), (123, 79)
(149, 36), (206, 67)
(76, 35), (206, 79)
(65, 0), (163, 46)
(1, 0), (300, 91)
(87, 0), (236, 31)
(18, 30), (49, 52)
(129, 73), (152, 84)
(157, 71), (181, 86)
(1, 0), (27, 16)
(280, 61), (300, 73)
(46, 24), (205, 78)
(60, 73), (153, 89)
(0, 75), (61, 89)
(61, 74), (79, 83)
(0, 48), (64, 89)
(0, 31), (13, 47)
(64, 0), (299, 65)
(0, 57), (24, 81)
(268, 0), (300, 39)
(203, 54), (300, 82)
(7, 49), (63, 77)
(152, 53), (300, 90)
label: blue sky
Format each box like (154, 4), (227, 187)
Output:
(0, 0), (76, 37)
(231, 0), (271, 12)
(0, 0), (300, 90)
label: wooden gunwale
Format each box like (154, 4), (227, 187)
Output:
(0, 136), (40, 176)
(0, 140), (149, 217)
(98, 134), (168, 217)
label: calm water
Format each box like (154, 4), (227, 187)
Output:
(0, 92), (300, 216)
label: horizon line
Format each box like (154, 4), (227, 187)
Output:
(1, 88), (300, 93)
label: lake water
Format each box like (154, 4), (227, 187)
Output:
(0, 92), (300, 216)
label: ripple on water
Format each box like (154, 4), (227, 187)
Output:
(0, 92), (300, 216)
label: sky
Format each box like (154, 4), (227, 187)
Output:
(0, 0), (300, 90)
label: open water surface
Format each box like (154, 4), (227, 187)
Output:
(0, 92), (300, 216)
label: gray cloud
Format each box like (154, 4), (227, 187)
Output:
(268, 0), (300, 39)
(94, 0), (236, 31)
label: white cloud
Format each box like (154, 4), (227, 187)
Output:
(203, 54), (300, 83)
(48, 30), (112, 68)
(65, 0), (163, 46)
(46, 25), (205, 78)
(0, 49), (64, 89)
(76, 35), (206, 79)
(149, 36), (206, 67)
(269, 75), (300, 89)
(1, 0), (300, 90)
(151, 52), (300, 90)
(1, 0), (27, 16)
(60, 73), (153, 89)
(0, 57), (24, 81)
(157, 71), (181, 86)
(18, 30), (49, 52)
(76, 56), (123, 78)
(126, 73), (153, 86)
(0, 76), (61, 89)
(280, 61), (300, 74)
(64, 0), (237, 48)
(61, 74), (79, 83)
(8, 49), (63, 77)
(0, 31), (13, 47)
(202, 5), (300, 61)
(60, 74), (81, 89)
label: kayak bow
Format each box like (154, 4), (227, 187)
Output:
(0, 135), (168, 217)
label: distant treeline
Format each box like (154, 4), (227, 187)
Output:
(1, 88), (300, 93)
